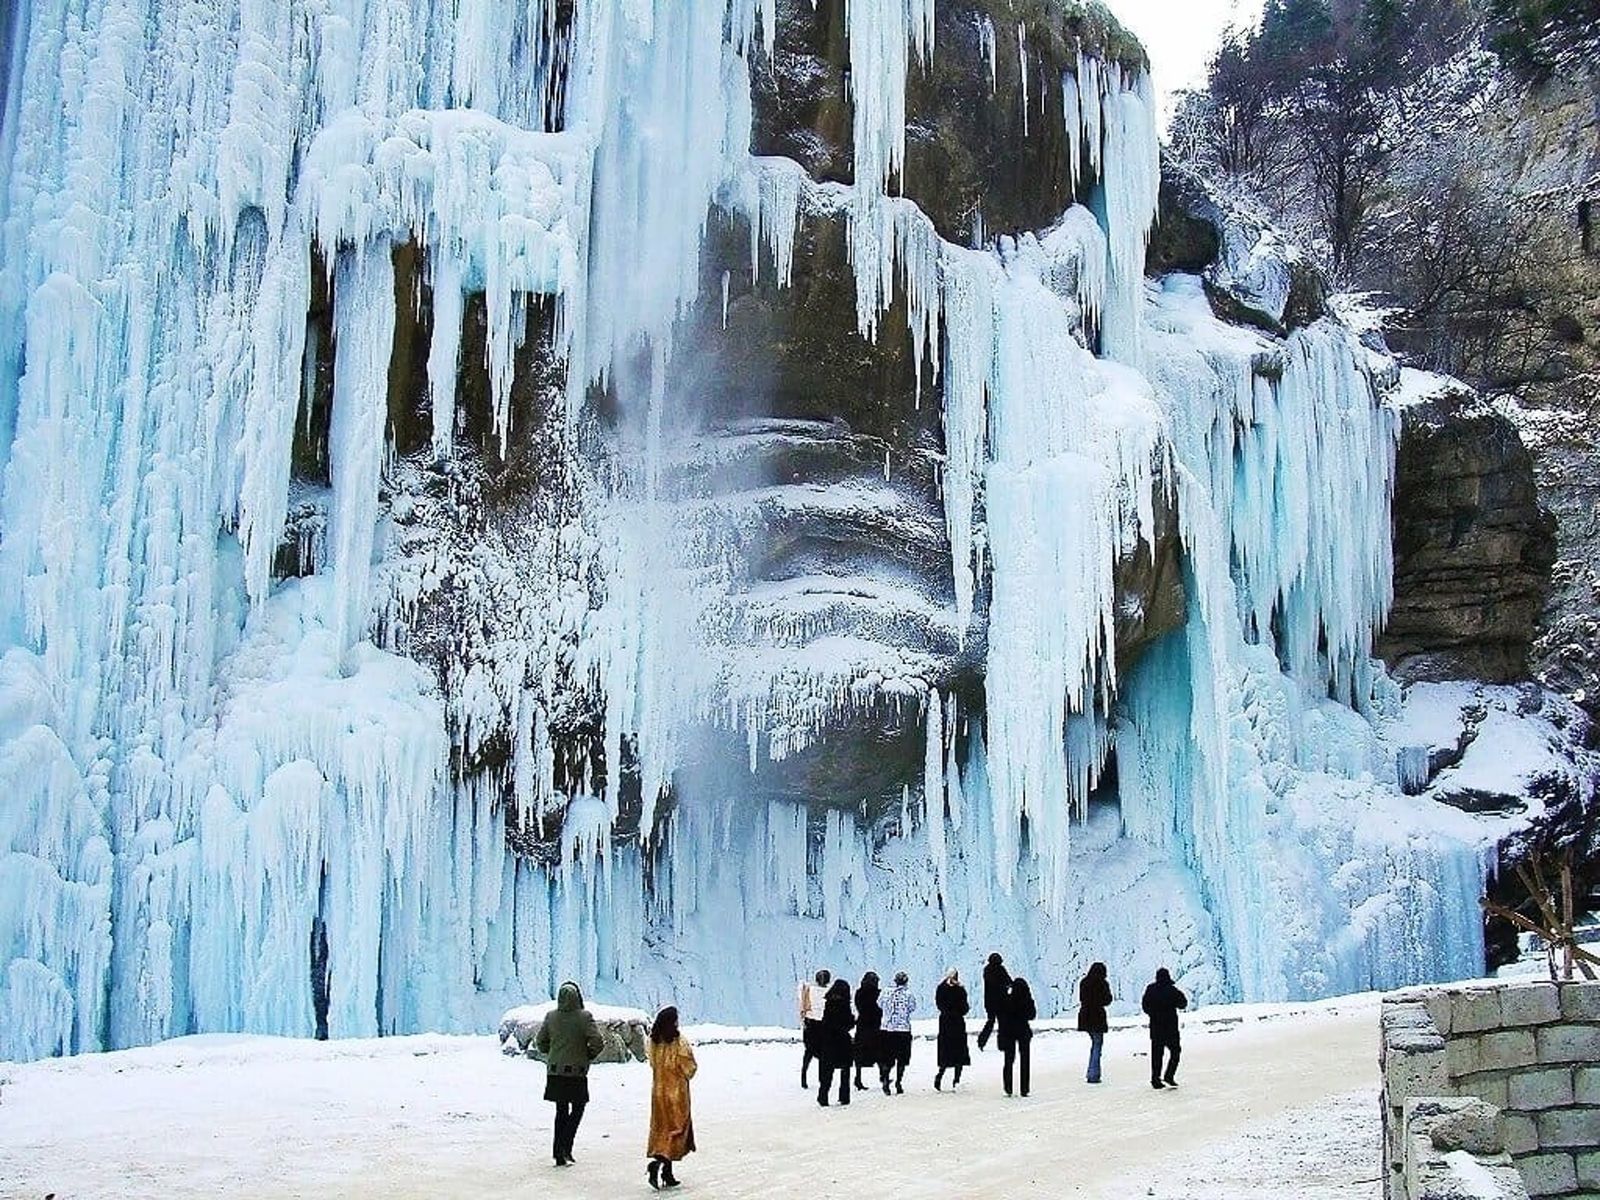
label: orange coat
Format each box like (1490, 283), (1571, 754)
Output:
(646, 1036), (697, 1161)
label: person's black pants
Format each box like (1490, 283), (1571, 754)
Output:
(801, 1019), (822, 1083)
(818, 1062), (851, 1103)
(553, 1098), (586, 1159)
(978, 1011), (998, 1048)
(1152, 1035), (1181, 1083)
(1002, 1035), (1031, 1096)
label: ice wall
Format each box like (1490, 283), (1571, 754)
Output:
(0, 0), (1498, 1060)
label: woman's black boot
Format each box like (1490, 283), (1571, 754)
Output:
(648, 1159), (662, 1191)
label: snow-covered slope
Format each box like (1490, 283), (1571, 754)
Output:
(0, 0), (1559, 1061)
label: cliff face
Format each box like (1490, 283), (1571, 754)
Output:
(1493, 48), (1600, 716)
(1373, 23), (1600, 711)
(1380, 387), (1557, 684)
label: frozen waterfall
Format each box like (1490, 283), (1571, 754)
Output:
(0, 0), (1495, 1062)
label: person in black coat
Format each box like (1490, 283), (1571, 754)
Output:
(1141, 967), (1188, 1089)
(997, 977), (1036, 1097)
(933, 968), (971, 1091)
(817, 978), (856, 1107)
(976, 952), (1011, 1051)
(1077, 962), (1113, 1084)
(852, 972), (883, 1091)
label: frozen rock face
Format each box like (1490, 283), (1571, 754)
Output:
(751, 0), (1148, 245)
(0, 0), (1541, 1062)
(1380, 385), (1557, 685)
(1149, 164), (1328, 336)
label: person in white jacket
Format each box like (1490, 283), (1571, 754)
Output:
(879, 971), (917, 1094)
(797, 968), (832, 1089)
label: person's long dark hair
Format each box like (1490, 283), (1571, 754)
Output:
(1011, 977), (1034, 1005)
(1086, 961), (1107, 982)
(827, 977), (851, 1004)
(650, 1005), (680, 1045)
(857, 970), (880, 996)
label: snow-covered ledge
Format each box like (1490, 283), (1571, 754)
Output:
(1381, 981), (1600, 1200)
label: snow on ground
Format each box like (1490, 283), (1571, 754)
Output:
(1, 995), (1381, 1199)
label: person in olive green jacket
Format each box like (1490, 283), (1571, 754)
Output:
(535, 981), (606, 1166)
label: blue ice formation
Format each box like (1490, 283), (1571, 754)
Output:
(0, 0), (1498, 1062)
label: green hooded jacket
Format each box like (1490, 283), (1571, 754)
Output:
(536, 981), (605, 1077)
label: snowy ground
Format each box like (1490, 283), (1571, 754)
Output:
(1, 995), (1383, 1199)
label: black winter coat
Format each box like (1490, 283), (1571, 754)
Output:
(854, 985), (883, 1067)
(820, 991), (856, 1067)
(1077, 973), (1113, 1034)
(935, 981), (971, 1068)
(1141, 978), (1188, 1041)
(997, 990), (1036, 1048)
(981, 960), (1012, 1017)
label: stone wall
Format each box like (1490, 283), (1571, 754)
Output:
(1382, 980), (1600, 1200)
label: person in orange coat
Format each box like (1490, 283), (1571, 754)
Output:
(646, 1006), (698, 1190)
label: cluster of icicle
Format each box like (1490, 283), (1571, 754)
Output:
(0, 0), (1485, 1060)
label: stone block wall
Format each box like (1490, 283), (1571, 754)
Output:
(1382, 980), (1600, 1200)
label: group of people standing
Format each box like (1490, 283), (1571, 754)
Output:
(799, 952), (1050, 1102)
(531, 958), (1191, 1190)
(801, 955), (1190, 1100)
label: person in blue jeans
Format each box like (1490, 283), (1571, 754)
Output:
(1077, 962), (1113, 1083)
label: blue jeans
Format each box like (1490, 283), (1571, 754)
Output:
(1086, 1031), (1104, 1082)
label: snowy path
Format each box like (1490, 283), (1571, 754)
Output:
(2, 997), (1381, 1199)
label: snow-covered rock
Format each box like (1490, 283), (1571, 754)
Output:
(497, 1002), (650, 1064)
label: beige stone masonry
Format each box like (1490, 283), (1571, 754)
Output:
(1510, 1069), (1577, 1112)
(1576, 1068), (1600, 1108)
(1382, 980), (1600, 1200)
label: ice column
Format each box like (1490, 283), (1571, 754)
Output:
(326, 243), (397, 659)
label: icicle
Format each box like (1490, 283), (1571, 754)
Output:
(427, 255), (464, 462)
(924, 685), (946, 897)
(326, 242), (397, 660)
(1017, 24), (1029, 139)
(944, 692), (964, 831)
(1061, 72), (1082, 195)
(237, 235), (313, 607)
(1097, 69), (1160, 366)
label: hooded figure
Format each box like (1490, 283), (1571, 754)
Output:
(646, 1006), (697, 1190)
(535, 982), (605, 1166)
(817, 978), (856, 1106)
(1141, 967), (1189, 1089)
(976, 952), (1011, 1050)
(1077, 962), (1113, 1084)
(997, 977), (1036, 1098)
(933, 968), (971, 1091)
(853, 972), (883, 1090)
